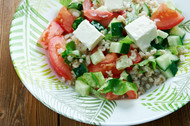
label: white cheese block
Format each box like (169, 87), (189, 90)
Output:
(73, 20), (104, 51)
(105, 0), (124, 12)
(125, 16), (158, 52)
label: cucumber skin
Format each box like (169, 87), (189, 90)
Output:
(75, 80), (90, 96)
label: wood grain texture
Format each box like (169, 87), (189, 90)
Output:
(0, 0), (189, 126)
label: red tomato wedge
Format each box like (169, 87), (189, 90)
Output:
(48, 36), (72, 80)
(83, 0), (93, 11)
(38, 21), (64, 49)
(128, 49), (142, 64)
(126, 90), (138, 99)
(151, 3), (184, 30)
(54, 6), (75, 33)
(99, 13), (119, 27)
(105, 92), (120, 100)
(84, 10), (113, 21)
(89, 53), (123, 77)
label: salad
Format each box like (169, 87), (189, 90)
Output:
(38, 0), (189, 100)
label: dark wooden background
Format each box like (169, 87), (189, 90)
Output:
(0, 0), (189, 125)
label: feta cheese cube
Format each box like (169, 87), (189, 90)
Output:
(125, 16), (157, 52)
(73, 20), (104, 50)
(105, 0), (124, 12)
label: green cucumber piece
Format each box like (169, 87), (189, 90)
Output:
(90, 50), (105, 65)
(72, 17), (84, 30)
(167, 36), (183, 47)
(75, 80), (90, 96)
(110, 42), (130, 54)
(108, 18), (120, 28)
(111, 22), (124, 38)
(157, 30), (169, 39)
(156, 53), (172, 71)
(73, 64), (88, 77)
(91, 20), (105, 31)
(162, 62), (178, 78)
(120, 70), (133, 82)
(169, 26), (186, 39)
(68, 2), (83, 11)
(143, 3), (151, 17)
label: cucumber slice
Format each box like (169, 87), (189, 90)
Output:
(143, 3), (151, 17)
(68, 2), (83, 11)
(110, 42), (130, 54)
(73, 64), (88, 77)
(71, 50), (80, 57)
(90, 50), (105, 65)
(75, 80), (90, 96)
(170, 54), (179, 62)
(91, 20), (105, 31)
(167, 36), (183, 47)
(156, 52), (179, 71)
(120, 70), (133, 82)
(108, 18), (120, 28)
(156, 53), (172, 71)
(111, 22), (124, 37)
(162, 62), (178, 78)
(157, 30), (169, 39)
(72, 17), (84, 30)
(151, 40), (164, 50)
(169, 26), (186, 39)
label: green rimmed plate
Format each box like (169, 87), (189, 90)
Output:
(9, 0), (190, 125)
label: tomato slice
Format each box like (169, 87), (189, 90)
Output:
(89, 53), (123, 77)
(151, 3), (184, 30)
(99, 13), (119, 27)
(128, 49), (142, 64)
(48, 36), (72, 80)
(84, 10), (113, 21)
(105, 92), (120, 100)
(38, 21), (64, 49)
(54, 6), (75, 33)
(101, 53), (118, 64)
(126, 90), (138, 99)
(83, 0), (93, 11)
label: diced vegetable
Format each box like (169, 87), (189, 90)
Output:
(108, 18), (120, 27)
(111, 22), (124, 37)
(110, 42), (130, 54)
(151, 3), (184, 30)
(120, 70), (133, 82)
(167, 36), (183, 47)
(73, 64), (88, 77)
(75, 80), (90, 96)
(91, 50), (105, 65)
(72, 17), (84, 30)
(68, 2), (83, 11)
(91, 20), (105, 31)
(157, 30), (169, 39)
(116, 55), (132, 70)
(162, 62), (178, 78)
(143, 3), (151, 17)
(151, 40), (164, 50)
(169, 26), (186, 39)
(156, 52), (179, 71)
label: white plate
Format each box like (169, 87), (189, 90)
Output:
(9, 0), (190, 125)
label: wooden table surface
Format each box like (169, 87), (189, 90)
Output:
(0, 0), (190, 125)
